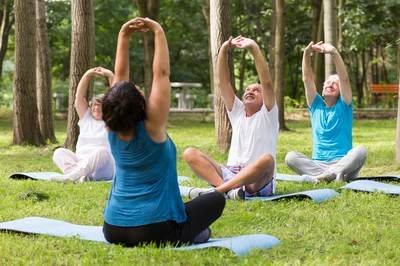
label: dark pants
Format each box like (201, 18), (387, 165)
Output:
(103, 192), (225, 247)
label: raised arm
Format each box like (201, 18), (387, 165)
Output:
(114, 18), (149, 84)
(142, 18), (171, 142)
(302, 41), (318, 107)
(314, 42), (352, 106)
(114, 18), (170, 142)
(75, 67), (114, 120)
(217, 37), (237, 111)
(235, 36), (275, 111)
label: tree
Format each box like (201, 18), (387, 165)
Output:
(0, 0), (14, 81)
(324, 0), (338, 78)
(210, 0), (233, 150)
(312, 0), (325, 94)
(134, 0), (159, 101)
(198, 0), (214, 94)
(36, 0), (56, 143)
(63, 0), (95, 149)
(274, 0), (288, 131)
(13, 0), (44, 146)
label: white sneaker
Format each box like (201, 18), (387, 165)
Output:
(50, 172), (80, 183)
(301, 174), (318, 184)
(187, 187), (216, 199)
(226, 187), (245, 201)
(335, 172), (345, 182)
(77, 176), (90, 183)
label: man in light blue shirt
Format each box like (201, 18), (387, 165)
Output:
(285, 41), (367, 183)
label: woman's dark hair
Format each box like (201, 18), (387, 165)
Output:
(102, 81), (146, 132)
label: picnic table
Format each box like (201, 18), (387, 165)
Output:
(171, 82), (202, 109)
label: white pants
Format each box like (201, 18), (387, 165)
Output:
(285, 145), (368, 182)
(53, 147), (115, 181)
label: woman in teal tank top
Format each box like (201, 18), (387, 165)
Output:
(101, 17), (225, 247)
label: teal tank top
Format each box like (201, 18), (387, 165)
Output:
(103, 121), (186, 226)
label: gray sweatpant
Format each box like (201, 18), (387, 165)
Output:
(285, 145), (368, 182)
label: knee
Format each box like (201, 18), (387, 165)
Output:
(53, 148), (68, 162)
(212, 192), (226, 213)
(285, 151), (297, 166)
(257, 153), (275, 168)
(183, 147), (199, 163)
(92, 146), (112, 159)
(354, 145), (368, 161)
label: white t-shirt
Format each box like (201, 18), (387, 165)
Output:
(76, 108), (111, 160)
(227, 96), (279, 190)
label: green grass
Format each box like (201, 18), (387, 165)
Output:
(1, 108), (400, 265)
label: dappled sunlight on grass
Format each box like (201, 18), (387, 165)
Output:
(1, 109), (400, 264)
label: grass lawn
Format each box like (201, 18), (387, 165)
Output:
(1, 108), (400, 265)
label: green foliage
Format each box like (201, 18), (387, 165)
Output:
(1, 109), (400, 264)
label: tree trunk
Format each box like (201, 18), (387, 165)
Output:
(275, 0), (288, 131)
(242, 0), (269, 57)
(361, 51), (368, 106)
(210, 0), (233, 151)
(374, 40), (380, 84)
(314, 1), (324, 95)
(269, 0), (276, 86)
(134, 0), (159, 101)
(0, 0), (14, 81)
(380, 47), (389, 84)
(13, 0), (44, 146)
(239, 49), (246, 98)
(397, 35), (400, 164)
(36, 0), (56, 143)
(338, 0), (345, 49)
(324, 0), (338, 78)
(199, 0), (214, 94)
(352, 53), (362, 108)
(396, 19), (400, 164)
(398, 31), (400, 85)
(311, 0), (322, 43)
(64, 0), (95, 150)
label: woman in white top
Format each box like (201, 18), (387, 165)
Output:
(51, 67), (115, 183)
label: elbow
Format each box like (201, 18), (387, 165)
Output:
(74, 98), (79, 109)
(302, 76), (313, 84)
(154, 66), (170, 78)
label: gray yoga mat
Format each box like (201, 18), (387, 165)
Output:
(0, 217), (280, 257)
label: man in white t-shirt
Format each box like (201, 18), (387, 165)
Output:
(184, 36), (279, 200)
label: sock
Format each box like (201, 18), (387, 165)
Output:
(301, 174), (318, 184)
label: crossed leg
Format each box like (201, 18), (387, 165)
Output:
(285, 145), (368, 182)
(183, 147), (274, 194)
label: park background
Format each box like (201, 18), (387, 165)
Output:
(1, 0), (400, 265)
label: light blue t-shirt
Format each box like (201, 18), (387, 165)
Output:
(309, 94), (353, 162)
(103, 121), (186, 227)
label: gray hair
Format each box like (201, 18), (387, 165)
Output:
(323, 74), (340, 88)
(89, 94), (104, 107)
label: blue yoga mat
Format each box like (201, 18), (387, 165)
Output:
(340, 180), (400, 194)
(275, 173), (400, 182)
(356, 175), (400, 181)
(179, 186), (338, 203)
(8, 172), (191, 184)
(276, 173), (301, 181)
(8, 172), (63, 181)
(0, 217), (280, 257)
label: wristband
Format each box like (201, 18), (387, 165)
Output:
(331, 50), (338, 58)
